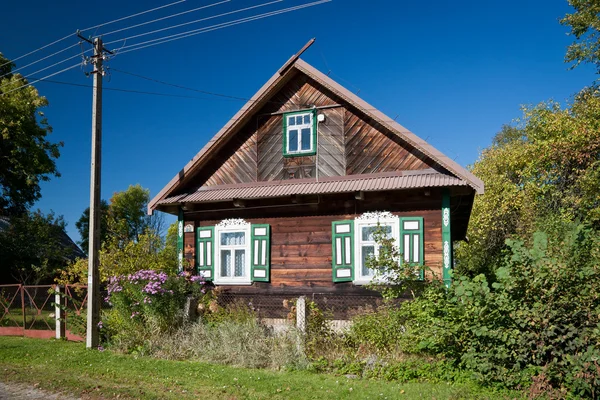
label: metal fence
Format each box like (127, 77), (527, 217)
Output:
(0, 284), (87, 341)
(215, 292), (395, 332)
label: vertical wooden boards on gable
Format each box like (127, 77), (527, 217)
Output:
(193, 72), (445, 190)
(317, 107), (345, 178)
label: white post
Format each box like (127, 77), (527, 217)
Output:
(55, 286), (65, 339)
(296, 296), (306, 333)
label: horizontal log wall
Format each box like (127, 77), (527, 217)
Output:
(194, 195), (442, 295)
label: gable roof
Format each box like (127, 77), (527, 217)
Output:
(149, 56), (484, 214)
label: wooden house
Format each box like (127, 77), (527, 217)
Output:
(148, 49), (483, 298)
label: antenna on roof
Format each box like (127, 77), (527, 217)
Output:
(278, 37), (316, 75)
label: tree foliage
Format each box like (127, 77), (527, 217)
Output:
(561, 0), (600, 72)
(74, 199), (110, 253)
(0, 53), (62, 216)
(0, 211), (74, 284)
(75, 184), (164, 251)
(456, 86), (600, 278)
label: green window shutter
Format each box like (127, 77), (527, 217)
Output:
(332, 220), (354, 282)
(251, 224), (270, 282)
(400, 217), (424, 280)
(196, 226), (215, 281)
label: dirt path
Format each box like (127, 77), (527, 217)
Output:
(0, 382), (79, 400)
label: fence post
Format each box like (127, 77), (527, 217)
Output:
(183, 296), (197, 324)
(20, 284), (26, 334)
(55, 285), (66, 339)
(296, 296), (306, 333)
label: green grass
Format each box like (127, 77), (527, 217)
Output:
(0, 337), (524, 399)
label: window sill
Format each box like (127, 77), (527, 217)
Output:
(213, 280), (253, 286)
(283, 150), (316, 158)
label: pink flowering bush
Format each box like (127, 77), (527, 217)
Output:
(103, 270), (206, 351)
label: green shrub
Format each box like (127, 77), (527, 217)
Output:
(103, 270), (206, 351)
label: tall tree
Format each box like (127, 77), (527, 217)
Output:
(456, 86), (600, 279)
(0, 53), (62, 216)
(0, 211), (75, 284)
(74, 199), (110, 253)
(76, 184), (165, 248)
(561, 0), (600, 72)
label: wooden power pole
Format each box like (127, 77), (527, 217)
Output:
(86, 37), (104, 349)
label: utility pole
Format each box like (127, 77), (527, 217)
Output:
(78, 34), (112, 349)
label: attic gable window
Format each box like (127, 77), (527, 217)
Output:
(283, 110), (316, 157)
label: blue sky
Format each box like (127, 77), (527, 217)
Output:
(0, 0), (596, 244)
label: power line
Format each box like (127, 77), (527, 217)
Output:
(0, 0), (186, 69)
(0, 43), (80, 80)
(0, 0), (329, 95)
(33, 77), (216, 99)
(0, 51), (88, 91)
(113, 0), (331, 55)
(101, 0), (230, 38)
(111, 68), (250, 101)
(79, 0), (187, 33)
(105, 0), (283, 46)
(0, 64), (82, 96)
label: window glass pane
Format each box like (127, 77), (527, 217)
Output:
(234, 249), (245, 277)
(221, 231), (245, 245)
(300, 128), (311, 150)
(413, 235), (420, 263)
(303, 114), (310, 124)
(288, 116), (295, 126)
(403, 235), (410, 262)
(221, 250), (231, 277)
(362, 245), (375, 276)
(288, 129), (298, 152)
(361, 225), (391, 241)
(296, 116), (303, 125)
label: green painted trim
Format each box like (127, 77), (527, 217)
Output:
(250, 224), (270, 282)
(442, 189), (452, 287)
(332, 220), (354, 283)
(399, 217), (425, 280)
(282, 109), (317, 158)
(177, 208), (184, 272)
(196, 226), (215, 281)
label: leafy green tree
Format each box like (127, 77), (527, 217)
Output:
(561, 0), (600, 72)
(0, 53), (62, 216)
(74, 199), (110, 253)
(456, 86), (600, 278)
(0, 211), (75, 284)
(75, 184), (164, 249)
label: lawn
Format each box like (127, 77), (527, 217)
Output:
(0, 337), (523, 399)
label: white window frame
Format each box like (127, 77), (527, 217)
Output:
(214, 220), (252, 285)
(353, 212), (400, 285)
(285, 111), (314, 155)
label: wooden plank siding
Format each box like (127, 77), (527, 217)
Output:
(192, 73), (438, 189)
(193, 194), (443, 295)
(344, 111), (434, 175)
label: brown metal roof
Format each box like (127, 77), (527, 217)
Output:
(149, 52), (484, 214)
(157, 170), (467, 205)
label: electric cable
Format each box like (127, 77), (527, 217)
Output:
(105, 0), (283, 46)
(112, 1), (330, 55)
(0, 0), (186, 69)
(101, 0), (230, 38)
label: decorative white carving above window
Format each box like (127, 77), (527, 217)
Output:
(216, 218), (250, 229)
(355, 211), (395, 221)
